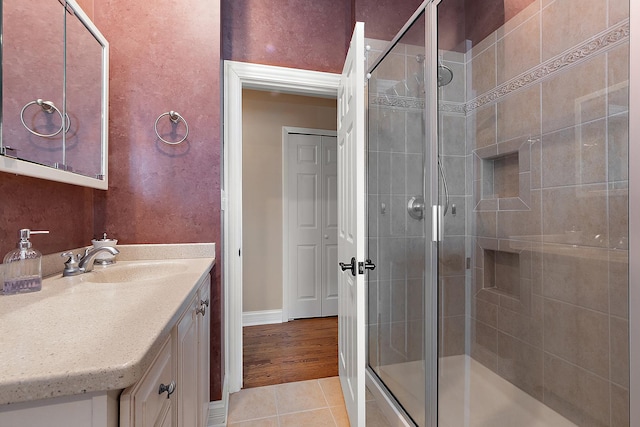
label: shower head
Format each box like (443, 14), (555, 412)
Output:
(438, 64), (453, 87)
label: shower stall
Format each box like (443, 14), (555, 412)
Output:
(366, 0), (631, 426)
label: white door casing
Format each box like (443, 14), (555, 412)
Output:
(223, 61), (340, 393)
(337, 21), (366, 427)
(285, 131), (338, 319)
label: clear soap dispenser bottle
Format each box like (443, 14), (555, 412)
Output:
(2, 229), (49, 295)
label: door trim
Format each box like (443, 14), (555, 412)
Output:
(282, 127), (338, 322)
(223, 61), (340, 393)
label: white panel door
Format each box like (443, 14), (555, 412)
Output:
(322, 136), (339, 316)
(288, 133), (339, 318)
(288, 134), (323, 318)
(337, 22), (366, 427)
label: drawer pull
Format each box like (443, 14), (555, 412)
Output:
(196, 305), (207, 316)
(158, 381), (176, 399)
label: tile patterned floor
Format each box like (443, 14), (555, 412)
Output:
(227, 376), (392, 426)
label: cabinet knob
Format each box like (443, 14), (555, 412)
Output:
(200, 298), (210, 307)
(158, 381), (176, 399)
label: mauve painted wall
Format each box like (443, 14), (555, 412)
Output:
(355, 0), (424, 41)
(93, 0), (222, 399)
(0, 173), (95, 256)
(222, 0), (353, 73)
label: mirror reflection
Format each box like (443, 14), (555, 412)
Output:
(0, 0), (108, 186)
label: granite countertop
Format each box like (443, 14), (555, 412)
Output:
(0, 243), (215, 406)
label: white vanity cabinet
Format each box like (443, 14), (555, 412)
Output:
(120, 273), (211, 427)
(120, 336), (175, 427)
(0, 250), (215, 427)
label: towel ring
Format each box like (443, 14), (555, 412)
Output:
(20, 99), (70, 138)
(154, 111), (189, 145)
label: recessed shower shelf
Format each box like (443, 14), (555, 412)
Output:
(473, 138), (534, 212)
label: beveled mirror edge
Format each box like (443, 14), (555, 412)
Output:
(0, 0), (109, 191)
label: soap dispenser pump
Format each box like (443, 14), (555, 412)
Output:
(2, 229), (49, 295)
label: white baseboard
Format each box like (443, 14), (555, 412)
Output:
(208, 377), (229, 427)
(242, 309), (283, 326)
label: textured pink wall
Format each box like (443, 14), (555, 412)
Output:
(354, 0), (424, 41)
(0, 173), (95, 257)
(94, 0), (220, 248)
(222, 0), (353, 73)
(93, 0), (222, 399)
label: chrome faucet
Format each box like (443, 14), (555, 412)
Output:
(61, 246), (120, 277)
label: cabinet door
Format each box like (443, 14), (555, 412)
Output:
(176, 293), (199, 427)
(120, 336), (174, 427)
(198, 275), (211, 426)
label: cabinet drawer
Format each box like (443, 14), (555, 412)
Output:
(120, 336), (174, 427)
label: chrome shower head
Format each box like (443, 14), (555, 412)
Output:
(437, 64), (454, 87)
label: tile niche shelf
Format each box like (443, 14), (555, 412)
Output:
(473, 137), (534, 212)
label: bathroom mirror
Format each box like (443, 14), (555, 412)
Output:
(0, 0), (109, 190)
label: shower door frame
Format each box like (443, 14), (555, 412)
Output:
(363, 1), (440, 426)
(629, 1), (639, 424)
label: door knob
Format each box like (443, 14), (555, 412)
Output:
(339, 257), (357, 277)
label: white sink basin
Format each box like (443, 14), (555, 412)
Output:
(80, 261), (189, 283)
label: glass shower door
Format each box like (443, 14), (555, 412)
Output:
(366, 10), (430, 426)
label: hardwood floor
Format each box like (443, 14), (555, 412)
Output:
(243, 316), (338, 388)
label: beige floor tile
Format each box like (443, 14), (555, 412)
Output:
(228, 386), (278, 423)
(279, 408), (337, 427)
(319, 376), (346, 407)
(330, 404), (351, 427)
(275, 379), (329, 414)
(227, 416), (279, 427)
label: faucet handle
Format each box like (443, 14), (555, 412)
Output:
(61, 251), (81, 276)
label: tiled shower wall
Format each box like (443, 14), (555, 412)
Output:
(463, 0), (630, 425)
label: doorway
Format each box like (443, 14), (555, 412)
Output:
(224, 62), (341, 393)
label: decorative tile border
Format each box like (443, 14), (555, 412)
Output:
(370, 94), (425, 110)
(368, 19), (629, 116)
(438, 101), (466, 115)
(467, 19), (630, 113)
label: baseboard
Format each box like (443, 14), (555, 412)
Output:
(242, 309), (283, 326)
(208, 377), (229, 427)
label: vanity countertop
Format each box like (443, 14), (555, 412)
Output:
(0, 244), (215, 406)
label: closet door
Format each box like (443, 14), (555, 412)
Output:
(287, 133), (338, 318)
(288, 134), (323, 318)
(321, 136), (338, 316)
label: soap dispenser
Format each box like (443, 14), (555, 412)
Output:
(2, 229), (49, 295)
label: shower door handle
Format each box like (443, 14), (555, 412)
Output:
(339, 257), (357, 277)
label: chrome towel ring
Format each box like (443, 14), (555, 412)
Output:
(154, 111), (189, 145)
(20, 99), (70, 138)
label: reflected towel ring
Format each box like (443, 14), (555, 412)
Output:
(20, 99), (70, 138)
(154, 111), (189, 145)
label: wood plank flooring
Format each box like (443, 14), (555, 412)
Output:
(243, 316), (338, 389)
